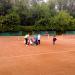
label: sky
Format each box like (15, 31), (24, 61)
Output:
(44, 0), (48, 3)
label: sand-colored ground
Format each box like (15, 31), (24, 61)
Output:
(0, 35), (75, 75)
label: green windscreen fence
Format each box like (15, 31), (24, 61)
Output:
(0, 31), (75, 36)
(22, 31), (56, 36)
(0, 31), (22, 36)
(39, 31), (56, 35)
(65, 31), (75, 35)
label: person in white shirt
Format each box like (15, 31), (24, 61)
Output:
(24, 33), (29, 45)
(38, 34), (41, 45)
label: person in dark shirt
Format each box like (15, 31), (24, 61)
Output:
(53, 35), (57, 45)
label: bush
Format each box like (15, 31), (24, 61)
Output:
(20, 26), (34, 31)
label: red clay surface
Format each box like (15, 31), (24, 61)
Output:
(0, 35), (75, 75)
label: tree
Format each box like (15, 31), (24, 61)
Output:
(31, 3), (52, 25)
(0, 12), (20, 32)
(55, 0), (75, 17)
(0, 0), (12, 16)
(52, 10), (73, 31)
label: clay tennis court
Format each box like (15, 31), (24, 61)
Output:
(0, 35), (75, 75)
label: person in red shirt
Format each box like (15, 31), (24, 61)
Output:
(53, 35), (57, 45)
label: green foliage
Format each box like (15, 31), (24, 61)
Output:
(0, 12), (20, 32)
(20, 26), (34, 31)
(52, 11), (74, 31)
(35, 18), (50, 26)
(0, 0), (75, 32)
(0, 0), (12, 16)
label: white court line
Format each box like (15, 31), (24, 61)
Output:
(0, 49), (75, 59)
